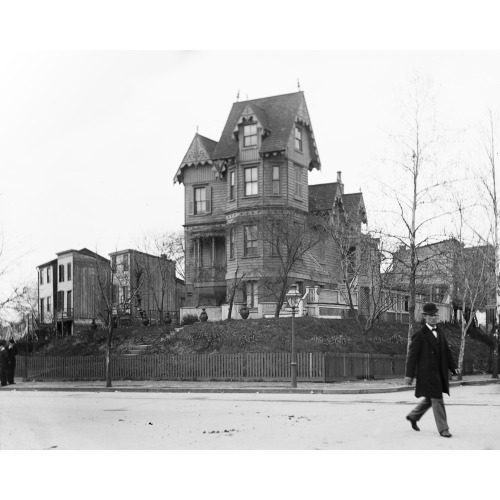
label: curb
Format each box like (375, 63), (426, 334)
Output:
(2, 379), (499, 395)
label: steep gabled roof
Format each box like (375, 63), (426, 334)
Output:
(212, 91), (320, 169)
(343, 193), (367, 224)
(308, 183), (342, 211)
(174, 133), (218, 184)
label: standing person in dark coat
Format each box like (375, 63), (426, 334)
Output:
(0, 340), (10, 387)
(405, 303), (459, 438)
(7, 338), (18, 384)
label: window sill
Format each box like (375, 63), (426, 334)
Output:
(294, 149), (303, 154)
(242, 255), (260, 259)
(243, 194), (260, 199)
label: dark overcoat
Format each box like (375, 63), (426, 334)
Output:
(8, 343), (18, 366)
(405, 325), (457, 399)
(0, 348), (9, 369)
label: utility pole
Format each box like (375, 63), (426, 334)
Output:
(493, 181), (499, 378)
(492, 125), (499, 379)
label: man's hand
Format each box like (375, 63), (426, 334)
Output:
(405, 377), (413, 386)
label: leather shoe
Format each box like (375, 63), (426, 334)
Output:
(440, 430), (452, 438)
(406, 416), (420, 431)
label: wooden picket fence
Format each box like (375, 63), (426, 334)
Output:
(15, 352), (474, 382)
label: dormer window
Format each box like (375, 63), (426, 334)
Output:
(295, 126), (303, 151)
(243, 124), (257, 147)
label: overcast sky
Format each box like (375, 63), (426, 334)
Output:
(1, 50), (500, 291)
(2, 0), (500, 491)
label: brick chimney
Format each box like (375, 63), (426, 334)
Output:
(337, 171), (344, 195)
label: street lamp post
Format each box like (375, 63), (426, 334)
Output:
(286, 284), (302, 388)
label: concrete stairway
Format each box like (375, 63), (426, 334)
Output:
(123, 344), (151, 357)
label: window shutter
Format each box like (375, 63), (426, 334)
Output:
(206, 186), (212, 213)
(188, 201), (194, 216)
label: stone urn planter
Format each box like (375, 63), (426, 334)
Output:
(164, 312), (172, 325)
(199, 308), (208, 322)
(90, 319), (97, 331)
(239, 305), (250, 319)
(142, 317), (150, 326)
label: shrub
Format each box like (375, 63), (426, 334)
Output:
(181, 314), (200, 326)
(190, 328), (222, 350)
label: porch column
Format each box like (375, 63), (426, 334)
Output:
(211, 236), (215, 267)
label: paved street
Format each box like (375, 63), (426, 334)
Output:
(1, 383), (499, 449)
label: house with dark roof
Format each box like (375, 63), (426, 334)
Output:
(174, 91), (368, 320)
(37, 248), (109, 335)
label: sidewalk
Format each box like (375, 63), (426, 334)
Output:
(2, 375), (499, 394)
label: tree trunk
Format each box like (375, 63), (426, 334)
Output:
(105, 323), (113, 388)
(457, 323), (469, 381)
(274, 284), (287, 318)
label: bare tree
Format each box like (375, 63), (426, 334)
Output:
(137, 231), (185, 324)
(256, 208), (322, 317)
(225, 266), (250, 319)
(93, 253), (144, 388)
(478, 111), (500, 378)
(0, 237), (28, 322)
(377, 76), (451, 355)
(450, 201), (495, 379)
(312, 204), (404, 341)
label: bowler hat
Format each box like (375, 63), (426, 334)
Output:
(423, 303), (439, 315)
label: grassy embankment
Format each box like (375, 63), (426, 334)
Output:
(33, 317), (493, 373)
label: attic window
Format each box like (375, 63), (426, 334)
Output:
(243, 124), (257, 147)
(295, 126), (303, 151)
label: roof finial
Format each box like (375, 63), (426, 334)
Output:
(246, 93), (249, 101)
(236, 90), (240, 102)
(196, 125), (199, 134)
(297, 78), (301, 91)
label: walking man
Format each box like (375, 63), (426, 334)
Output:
(405, 303), (459, 438)
(0, 340), (10, 387)
(7, 338), (18, 384)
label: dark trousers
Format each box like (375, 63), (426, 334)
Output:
(8, 362), (16, 384)
(407, 397), (449, 433)
(0, 367), (7, 386)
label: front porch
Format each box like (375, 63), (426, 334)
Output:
(180, 285), (452, 323)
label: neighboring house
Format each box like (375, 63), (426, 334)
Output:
(174, 91), (368, 320)
(37, 249), (109, 336)
(109, 249), (183, 324)
(391, 239), (496, 324)
(37, 258), (57, 326)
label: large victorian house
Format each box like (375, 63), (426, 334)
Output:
(174, 91), (368, 320)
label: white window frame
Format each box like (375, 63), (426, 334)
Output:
(244, 225), (258, 256)
(229, 227), (235, 259)
(243, 123), (257, 147)
(194, 186), (207, 214)
(229, 170), (235, 201)
(272, 165), (280, 195)
(295, 126), (303, 151)
(245, 281), (257, 308)
(244, 167), (258, 196)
